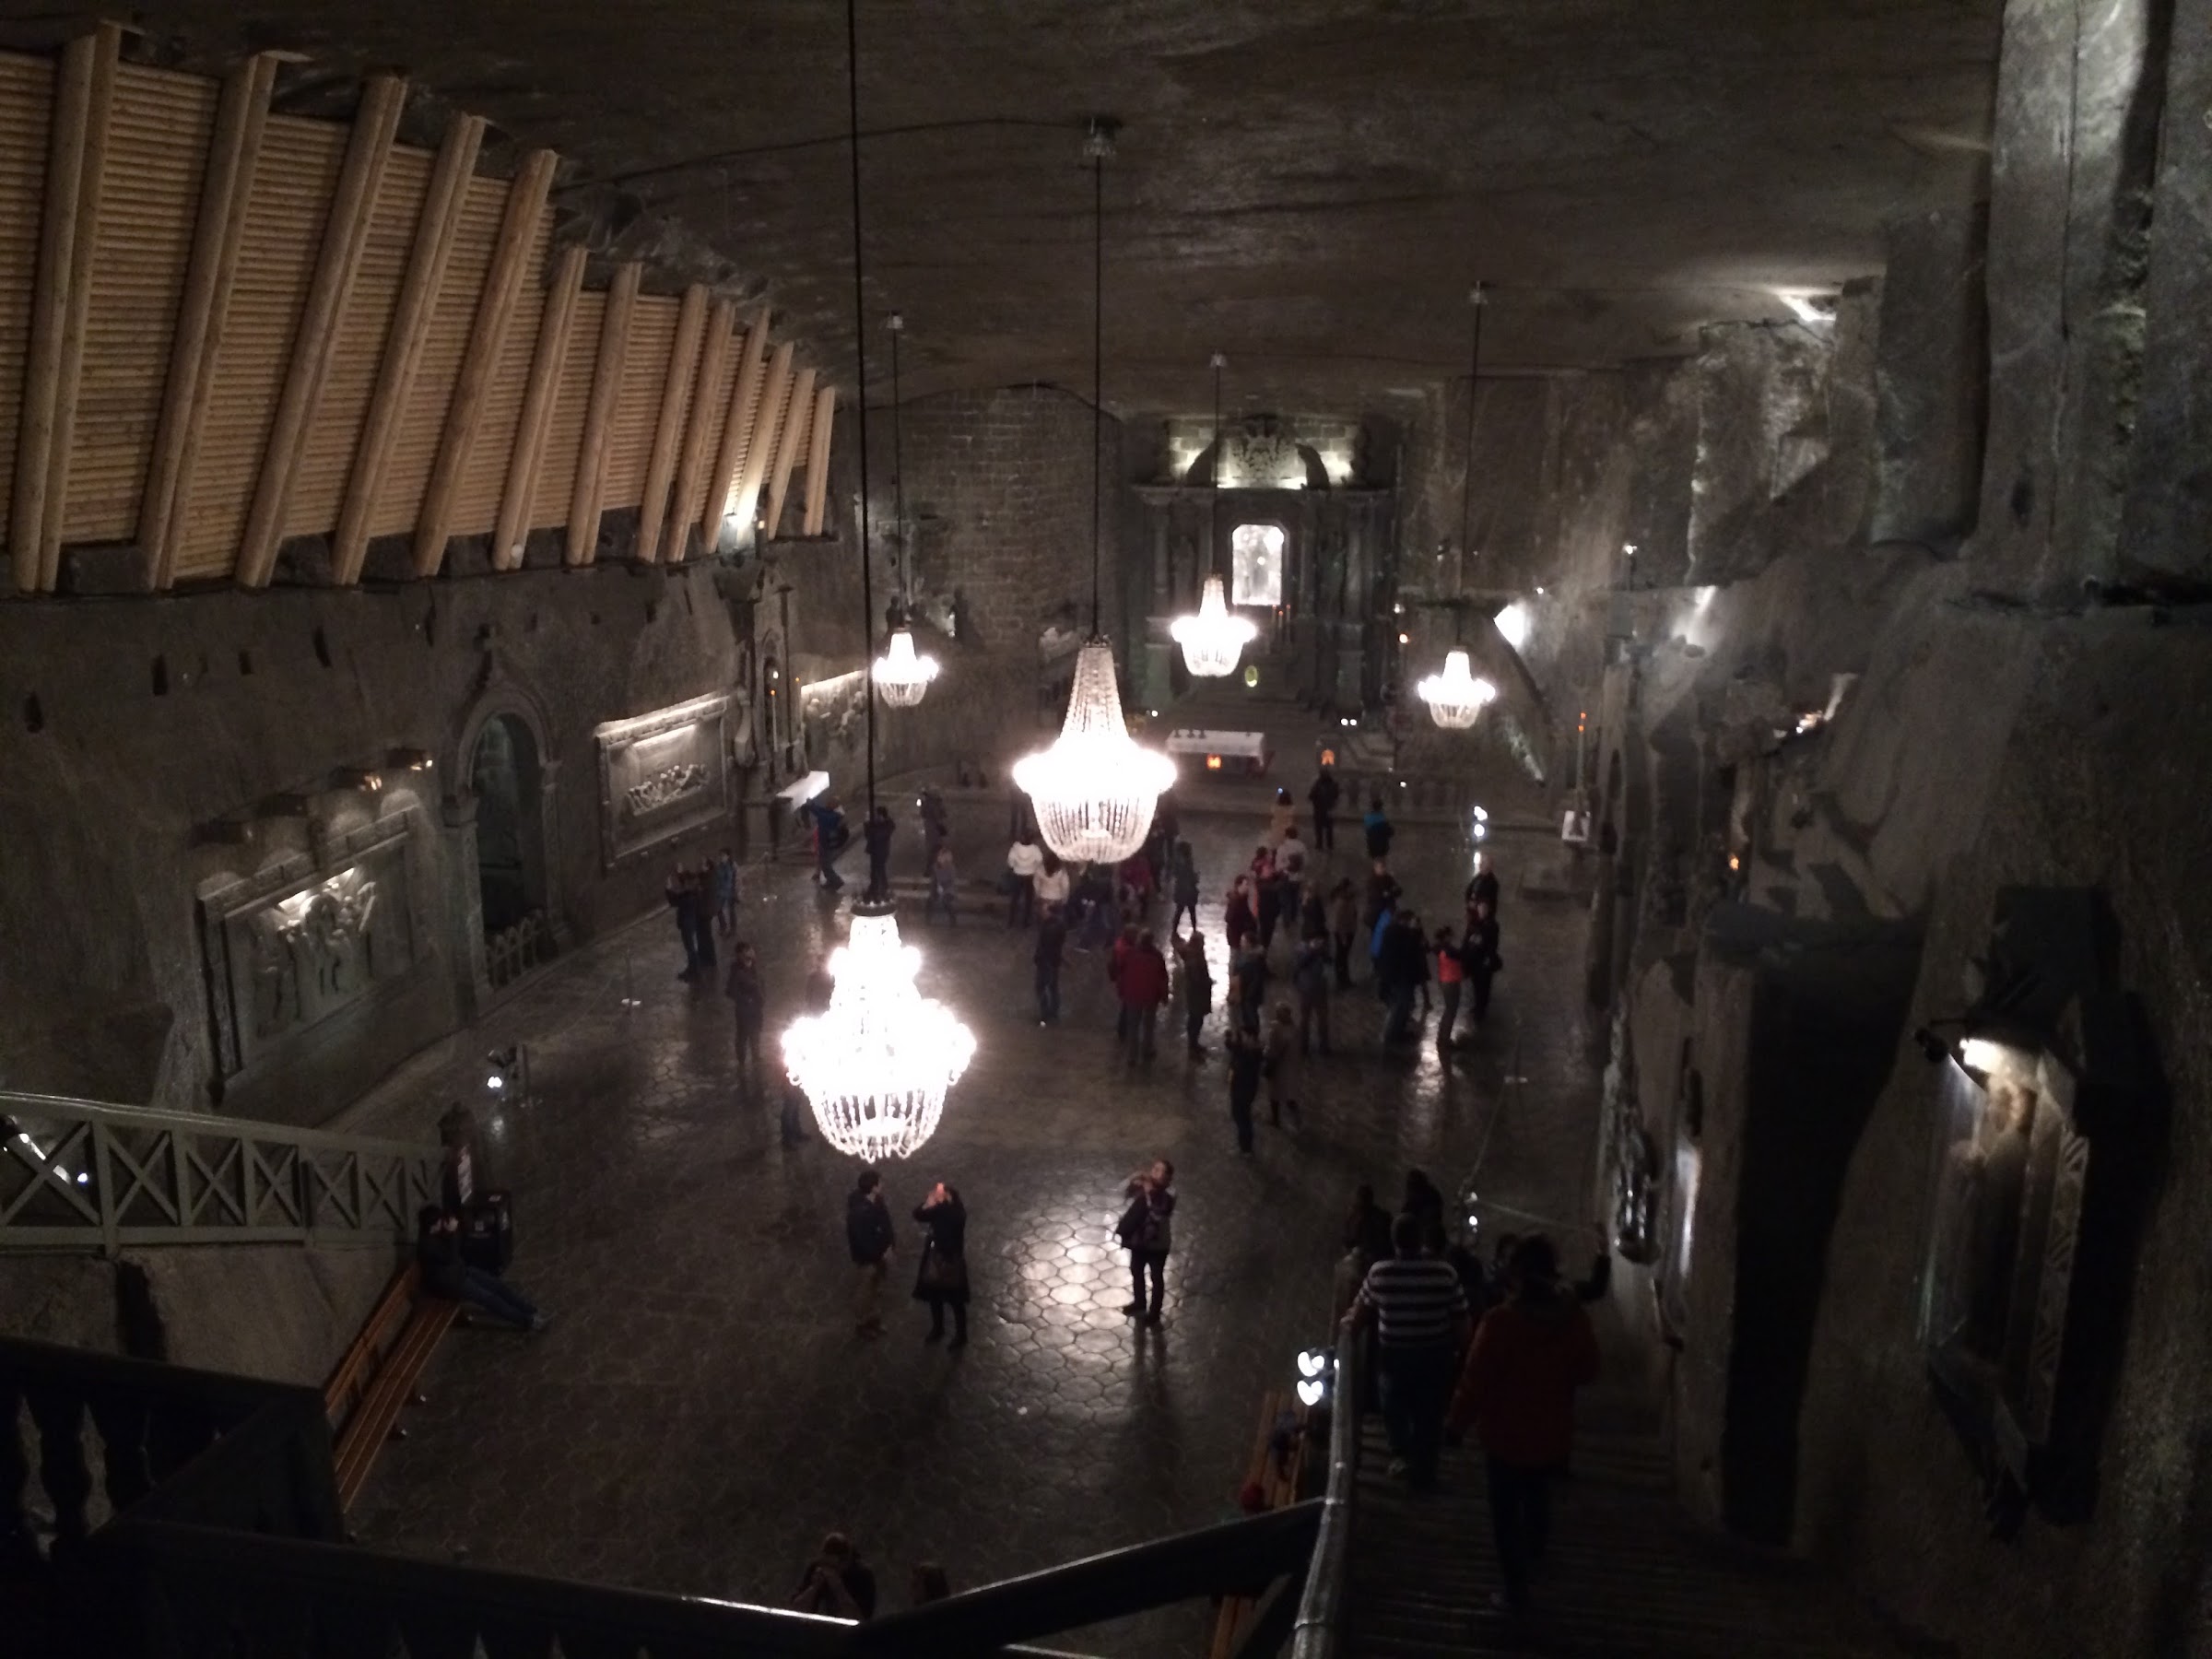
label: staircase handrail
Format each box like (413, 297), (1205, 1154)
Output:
(1, 1088), (441, 1253)
(1288, 1318), (1361, 1659)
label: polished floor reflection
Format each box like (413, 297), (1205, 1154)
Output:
(343, 799), (1602, 1654)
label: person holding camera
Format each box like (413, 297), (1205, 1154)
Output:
(792, 1532), (877, 1620)
(912, 1182), (971, 1347)
(1117, 1159), (1176, 1324)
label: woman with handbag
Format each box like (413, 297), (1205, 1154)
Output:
(912, 1182), (971, 1347)
(1119, 1159), (1176, 1324)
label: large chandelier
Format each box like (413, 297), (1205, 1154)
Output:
(874, 626), (937, 707)
(1171, 574), (1257, 678)
(1418, 648), (1497, 729)
(1016, 641), (1176, 864)
(1017, 122), (1174, 863)
(784, 905), (974, 1160)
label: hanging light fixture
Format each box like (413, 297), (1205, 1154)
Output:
(1014, 121), (1175, 864)
(784, 0), (971, 1159)
(1170, 351), (1256, 677)
(1418, 283), (1500, 732)
(1417, 648), (1497, 728)
(874, 311), (938, 708)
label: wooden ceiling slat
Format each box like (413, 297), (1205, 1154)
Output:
(762, 364), (814, 543)
(234, 74), (405, 589)
(413, 147), (554, 575)
(732, 338), (794, 545)
(565, 261), (637, 566)
(800, 381), (836, 537)
(10, 26), (115, 592)
(662, 297), (735, 563)
(330, 112), (483, 583)
(634, 282), (707, 565)
(696, 312), (769, 552)
(493, 239), (581, 568)
(601, 293), (674, 507)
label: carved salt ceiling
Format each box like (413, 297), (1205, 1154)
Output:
(1, 1), (1998, 411)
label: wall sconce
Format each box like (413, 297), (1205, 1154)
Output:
(385, 747), (434, 771)
(333, 767), (385, 793)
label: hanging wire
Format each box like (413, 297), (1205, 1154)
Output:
(844, 0), (877, 816)
(1088, 140), (1105, 637)
(888, 312), (906, 615)
(1208, 350), (1225, 582)
(1459, 280), (1486, 565)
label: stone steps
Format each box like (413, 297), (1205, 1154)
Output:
(1347, 1422), (1902, 1659)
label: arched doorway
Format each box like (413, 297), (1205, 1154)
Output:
(469, 713), (552, 987)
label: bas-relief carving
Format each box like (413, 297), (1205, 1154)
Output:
(798, 672), (865, 771)
(202, 816), (425, 1079)
(596, 694), (734, 867)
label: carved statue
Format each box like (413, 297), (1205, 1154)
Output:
(625, 762), (711, 818)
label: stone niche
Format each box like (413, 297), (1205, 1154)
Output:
(594, 693), (735, 869)
(198, 806), (434, 1101)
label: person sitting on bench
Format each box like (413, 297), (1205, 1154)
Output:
(417, 1206), (548, 1331)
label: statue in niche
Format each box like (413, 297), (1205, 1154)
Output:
(243, 868), (382, 1043)
(1929, 1078), (2034, 1370)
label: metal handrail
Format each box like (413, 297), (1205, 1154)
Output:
(1287, 1318), (1361, 1659)
(1, 1089), (440, 1254)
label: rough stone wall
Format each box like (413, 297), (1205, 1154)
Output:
(0, 561), (751, 1117)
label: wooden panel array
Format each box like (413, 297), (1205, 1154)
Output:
(0, 36), (830, 594)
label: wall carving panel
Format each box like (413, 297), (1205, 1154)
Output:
(200, 812), (428, 1079)
(595, 693), (733, 866)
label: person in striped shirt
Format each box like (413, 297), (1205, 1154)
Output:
(1344, 1214), (1470, 1490)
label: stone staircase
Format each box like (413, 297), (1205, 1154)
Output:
(1348, 1420), (1906, 1659)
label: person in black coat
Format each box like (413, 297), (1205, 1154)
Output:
(1308, 766), (1341, 850)
(724, 942), (766, 1093)
(847, 1170), (897, 1336)
(1463, 896), (1502, 1030)
(863, 806), (897, 900)
(418, 1206), (545, 1329)
(912, 1182), (971, 1347)
(1377, 909), (1430, 1043)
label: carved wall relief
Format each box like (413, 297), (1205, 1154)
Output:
(594, 693), (734, 866)
(201, 814), (426, 1078)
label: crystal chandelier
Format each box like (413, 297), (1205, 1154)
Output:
(782, 0), (971, 1161)
(1171, 351), (1254, 678)
(1016, 640), (1178, 864)
(1016, 122), (1174, 864)
(874, 626), (937, 707)
(783, 905), (974, 1160)
(1417, 648), (1497, 729)
(1171, 574), (1257, 678)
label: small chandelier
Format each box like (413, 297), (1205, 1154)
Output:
(1417, 283), (1499, 732)
(783, 905), (975, 1160)
(1017, 641), (1177, 864)
(1171, 574), (1257, 678)
(874, 625), (937, 707)
(1417, 648), (1497, 729)
(1171, 351), (1253, 678)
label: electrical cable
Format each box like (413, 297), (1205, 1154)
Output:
(843, 0), (877, 818)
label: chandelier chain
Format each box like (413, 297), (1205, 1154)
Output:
(889, 313), (905, 614)
(845, 0), (877, 813)
(1461, 280), (1485, 564)
(1210, 352), (1222, 579)
(1090, 148), (1104, 637)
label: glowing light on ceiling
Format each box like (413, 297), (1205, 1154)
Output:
(1416, 649), (1498, 730)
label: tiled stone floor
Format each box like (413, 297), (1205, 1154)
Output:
(344, 782), (1605, 1654)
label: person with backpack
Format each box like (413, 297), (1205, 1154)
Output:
(809, 795), (849, 893)
(1118, 1159), (1177, 1324)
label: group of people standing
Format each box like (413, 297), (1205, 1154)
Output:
(664, 851), (740, 981)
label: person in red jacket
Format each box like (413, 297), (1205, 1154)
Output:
(1116, 928), (1171, 1066)
(1447, 1234), (1600, 1616)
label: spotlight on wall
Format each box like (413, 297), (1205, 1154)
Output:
(1959, 1037), (2012, 1076)
(333, 767), (385, 794)
(1912, 1027), (1954, 1067)
(1776, 289), (1839, 325)
(1470, 804), (1490, 843)
(384, 747), (435, 771)
(1494, 603), (1530, 649)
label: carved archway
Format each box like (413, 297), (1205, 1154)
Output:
(442, 675), (563, 1006)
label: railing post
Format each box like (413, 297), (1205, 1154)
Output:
(94, 1118), (118, 1258)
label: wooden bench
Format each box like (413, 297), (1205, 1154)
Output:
(1207, 1388), (1312, 1659)
(323, 1262), (457, 1512)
